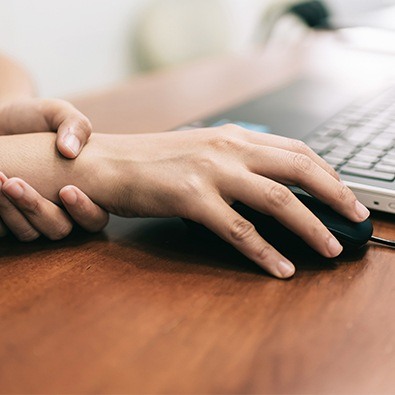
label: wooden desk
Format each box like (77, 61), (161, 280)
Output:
(1, 33), (395, 394)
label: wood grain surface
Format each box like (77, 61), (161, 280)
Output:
(1, 33), (395, 394)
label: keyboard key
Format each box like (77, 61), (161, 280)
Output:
(342, 130), (371, 145)
(329, 146), (357, 156)
(346, 160), (374, 169)
(382, 153), (395, 161)
(358, 147), (385, 156)
(352, 153), (382, 162)
(378, 132), (394, 139)
(368, 139), (393, 149)
(307, 85), (395, 172)
(307, 140), (333, 154)
(315, 127), (342, 138)
(374, 163), (395, 174)
(380, 157), (395, 166)
(340, 166), (395, 181)
(322, 155), (346, 167)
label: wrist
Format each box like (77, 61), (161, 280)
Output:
(72, 133), (138, 212)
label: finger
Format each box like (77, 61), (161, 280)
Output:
(41, 99), (92, 159)
(0, 173), (40, 241)
(2, 178), (73, 241)
(0, 174), (12, 238)
(56, 114), (92, 158)
(229, 173), (344, 259)
(241, 144), (369, 223)
(59, 186), (109, 232)
(190, 196), (295, 279)
(0, 191), (40, 241)
(223, 124), (340, 181)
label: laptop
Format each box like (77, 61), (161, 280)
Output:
(192, 76), (395, 214)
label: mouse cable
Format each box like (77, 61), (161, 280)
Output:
(370, 235), (395, 248)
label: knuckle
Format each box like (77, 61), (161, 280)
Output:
(256, 244), (272, 262)
(308, 221), (324, 240)
(289, 139), (311, 154)
(197, 156), (217, 173)
(229, 219), (256, 242)
(21, 197), (42, 217)
(43, 98), (70, 113)
(221, 123), (245, 136)
(17, 228), (39, 242)
(47, 222), (73, 241)
(291, 153), (315, 174)
(329, 166), (340, 179)
(76, 115), (92, 134)
(176, 175), (212, 216)
(337, 184), (352, 202)
(50, 98), (67, 106)
(266, 184), (293, 208)
(56, 99), (70, 108)
(178, 174), (206, 197)
(209, 135), (240, 152)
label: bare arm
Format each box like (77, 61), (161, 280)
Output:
(0, 54), (35, 102)
(0, 54), (109, 240)
(0, 133), (94, 201)
(0, 126), (370, 279)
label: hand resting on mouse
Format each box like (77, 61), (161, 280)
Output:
(0, 124), (370, 279)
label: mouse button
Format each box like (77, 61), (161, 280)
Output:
(296, 193), (345, 223)
(327, 218), (373, 248)
(293, 192), (374, 247)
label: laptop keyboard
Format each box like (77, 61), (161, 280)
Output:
(305, 85), (395, 182)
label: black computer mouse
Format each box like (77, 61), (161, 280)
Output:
(185, 187), (373, 253)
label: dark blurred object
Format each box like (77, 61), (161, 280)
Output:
(287, 1), (331, 28)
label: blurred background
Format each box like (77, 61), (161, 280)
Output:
(0, 0), (394, 97)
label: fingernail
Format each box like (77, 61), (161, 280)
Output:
(65, 134), (81, 156)
(355, 200), (370, 220)
(60, 187), (78, 205)
(4, 182), (24, 199)
(328, 236), (343, 257)
(277, 260), (295, 278)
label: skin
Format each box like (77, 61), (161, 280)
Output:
(0, 55), (109, 240)
(0, 54), (35, 102)
(0, 126), (370, 279)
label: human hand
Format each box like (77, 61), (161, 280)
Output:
(0, 172), (108, 241)
(0, 98), (110, 240)
(79, 126), (370, 279)
(0, 98), (92, 158)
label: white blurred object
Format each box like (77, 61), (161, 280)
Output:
(0, 0), (148, 97)
(135, 0), (270, 70)
(329, 2), (395, 55)
(136, 0), (231, 70)
(338, 27), (395, 54)
(326, 0), (395, 18)
(328, 3), (395, 30)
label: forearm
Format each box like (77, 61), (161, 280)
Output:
(0, 133), (114, 204)
(0, 55), (35, 103)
